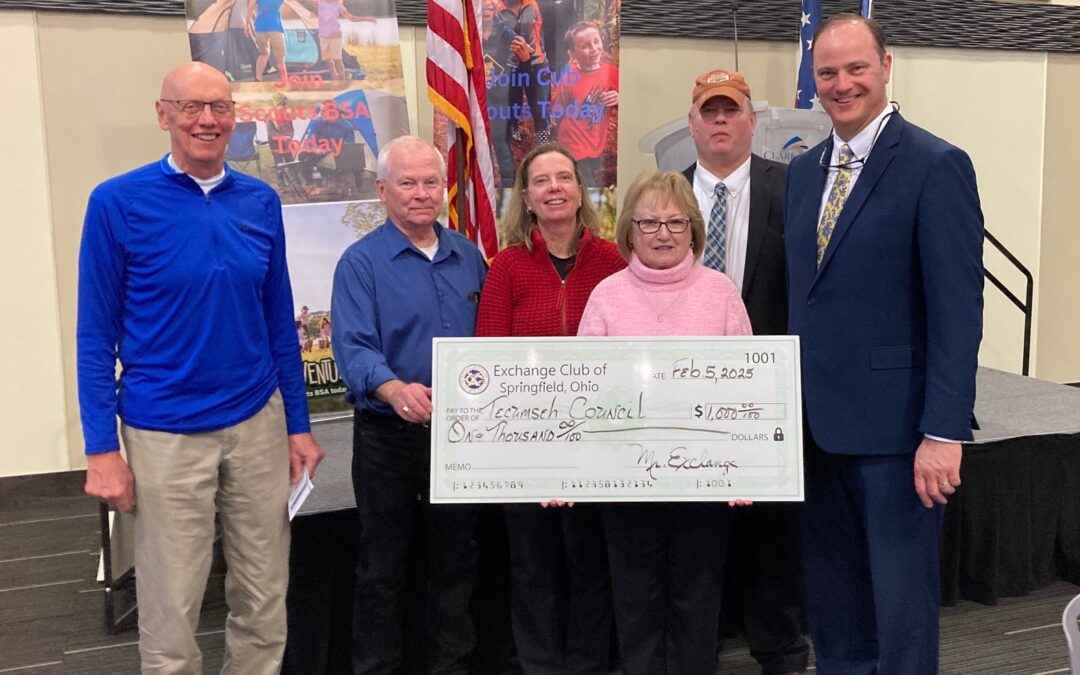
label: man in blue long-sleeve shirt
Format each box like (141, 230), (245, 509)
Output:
(77, 61), (324, 674)
(331, 135), (487, 674)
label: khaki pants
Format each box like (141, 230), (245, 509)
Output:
(124, 391), (291, 675)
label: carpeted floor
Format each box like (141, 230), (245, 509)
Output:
(2, 471), (1077, 674)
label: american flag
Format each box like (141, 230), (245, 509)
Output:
(426, 0), (499, 257)
(795, 0), (820, 109)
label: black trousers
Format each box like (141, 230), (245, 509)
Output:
(472, 505), (518, 674)
(725, 504), (809, 674)
(351, 411), (479, 675)
(603, 502), (731, 675)
(285, 511), (357, 675)
(504, 503), (612, 675)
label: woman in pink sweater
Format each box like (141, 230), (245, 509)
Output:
(578, 170), (752, 675)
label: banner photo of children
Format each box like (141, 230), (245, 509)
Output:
(187, 0), (410, 205)
(481, 0), (620, 190)
(282, 199), (389, 412)
(435, 0), (619, 237)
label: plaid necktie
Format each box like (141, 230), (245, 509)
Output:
(703, 182), (728, 272)
(816, 144), (855, 268)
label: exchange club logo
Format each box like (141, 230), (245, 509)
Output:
(459, 364), (490, 395)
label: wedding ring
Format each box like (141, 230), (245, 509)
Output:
(939, 482), (951, 489)
(402, 405), (410, 414)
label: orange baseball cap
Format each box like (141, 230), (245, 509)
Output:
(692, 69), (751, 109)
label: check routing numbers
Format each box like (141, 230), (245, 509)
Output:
(430, 337), (803, 503)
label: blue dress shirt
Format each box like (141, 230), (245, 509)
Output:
(331, 220), (487, 414)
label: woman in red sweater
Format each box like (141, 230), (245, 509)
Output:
(477, 143), (625, 337)
(476, 142), (624, 674)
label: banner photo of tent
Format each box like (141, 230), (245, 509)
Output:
(187, 0), (409, 206)
(188, 0), (411, 413)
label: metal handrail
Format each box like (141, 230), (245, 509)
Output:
(984, 229), (1034, 376)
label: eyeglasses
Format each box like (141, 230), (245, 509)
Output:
(161, 99), (236, 117)
(633, 217), (691, 234)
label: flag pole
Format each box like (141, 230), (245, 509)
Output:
(455, 126), (467, 235)
(732, 0), (739, 71)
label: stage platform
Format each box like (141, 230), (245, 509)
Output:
(940, 367), (1080, 605)
(972, 367), (1080, 443)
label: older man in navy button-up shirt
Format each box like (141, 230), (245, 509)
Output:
(331, 135), (487, 674)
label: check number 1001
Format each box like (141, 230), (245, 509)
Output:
(745, 352), (775, 364)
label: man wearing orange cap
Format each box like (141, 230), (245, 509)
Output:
(683, 68), (809, 675)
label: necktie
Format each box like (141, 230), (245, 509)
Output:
(816, 144), (855, 268)
(703, 182), (728, 273)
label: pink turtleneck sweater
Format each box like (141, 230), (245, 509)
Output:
(577, 250), (752, 337)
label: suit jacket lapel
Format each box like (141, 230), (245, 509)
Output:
(794, 142), (828, 289)
(743, 155), (771, 297)
(815, 113), (903, 277)
(682, 163), (696, 186)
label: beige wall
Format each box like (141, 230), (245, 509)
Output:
(1037, 53), (1080, 382)
(891, 47), (1047, 376)
(0, 12), (70, 476)
(2, 11), (1077, 477)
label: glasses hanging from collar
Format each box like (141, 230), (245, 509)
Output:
(818, 101), (900, 170)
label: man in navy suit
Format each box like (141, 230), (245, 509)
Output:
(785, 14), (983, 673)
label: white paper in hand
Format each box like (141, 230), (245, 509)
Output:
(288, 467), (314, 521)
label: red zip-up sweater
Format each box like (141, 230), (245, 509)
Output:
(476, 227), (626, 337)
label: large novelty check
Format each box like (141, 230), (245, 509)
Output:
(430, 337), (803, 503)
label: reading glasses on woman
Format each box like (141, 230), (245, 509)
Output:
(632, 217), (692, 234)
(160, 99), (237, 117)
